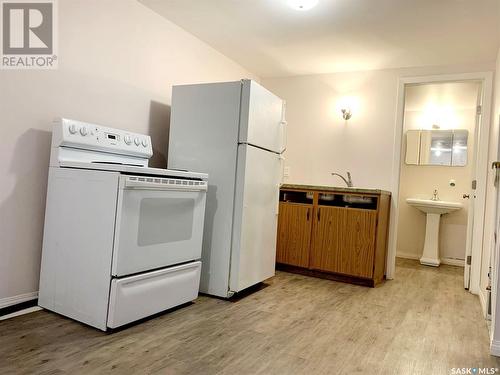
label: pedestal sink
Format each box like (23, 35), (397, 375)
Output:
(406, 198), (463, 266)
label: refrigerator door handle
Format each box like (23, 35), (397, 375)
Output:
(276, 183), (281, 216)
(279, 154), (286, 184)
(280, 120), (287, 154)
(280, 100), (287, 153)
(277, 154), (285, 215)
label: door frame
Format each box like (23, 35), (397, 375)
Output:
(490, 161), (500, 355)
(386, 71), (494, 296)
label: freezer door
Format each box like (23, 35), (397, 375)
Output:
(239, 80), (285, 154)
(230, 144), (281, 293)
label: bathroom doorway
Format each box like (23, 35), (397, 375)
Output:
(395, 81), (480, 276)
(387, 72), (494, 305)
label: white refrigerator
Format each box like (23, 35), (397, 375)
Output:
(168, 79), (286, 298)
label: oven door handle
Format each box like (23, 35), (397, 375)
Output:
(124, 179), (207, 192)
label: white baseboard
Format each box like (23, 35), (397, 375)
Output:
(396, 253), (465, 267)
(0, 306), (42, 321)
(0, 292), (38, 309)
(396, 252), (420, 260)
(491, 339), (500, 356)
(441, 258), (465, 267)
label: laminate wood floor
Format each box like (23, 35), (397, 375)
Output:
(1, 258), (499, 375)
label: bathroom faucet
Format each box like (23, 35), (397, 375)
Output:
(331, 172), (353, 187)
(432, 189), (439, 201)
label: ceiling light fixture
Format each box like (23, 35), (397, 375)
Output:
(287, 0), (319, 11)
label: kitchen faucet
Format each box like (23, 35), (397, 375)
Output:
(331, 172), (353, 187)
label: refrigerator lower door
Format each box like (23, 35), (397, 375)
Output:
(230, 144), (281, 293)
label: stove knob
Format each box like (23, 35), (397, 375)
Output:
(68, 123), (78, 134)
(141, 139), (148, 147)
(124, 135), (132, 145)
(134, 137), (140, 146)
(80, 126), (88, 136)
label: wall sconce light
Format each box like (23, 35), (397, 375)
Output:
(341, 108), (352, 121)
(335, 96), (359, 122)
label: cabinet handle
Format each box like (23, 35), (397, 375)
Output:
(317, 207), (321, 221)
(306, 208), (310, 221)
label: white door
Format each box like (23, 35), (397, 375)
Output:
(112, 175), (207, 277)
(491, 166), (500, 323)
(230, 144), (282, 293)
(239, 80), (286, 153)
(464, 88), (484, 289)
(464, 184), (475, 289)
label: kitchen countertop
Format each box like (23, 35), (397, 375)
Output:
(280, 183), (391, 196)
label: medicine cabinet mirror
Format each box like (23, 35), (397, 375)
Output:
(405, 129), (468, 166)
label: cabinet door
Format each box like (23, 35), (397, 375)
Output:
(310, 206), (377, 278)
(276, 202), (312, 268)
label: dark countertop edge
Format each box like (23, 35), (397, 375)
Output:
(280, 183), (392, 196)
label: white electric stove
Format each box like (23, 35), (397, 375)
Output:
(38, 118), (208, 331)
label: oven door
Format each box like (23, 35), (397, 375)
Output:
(111, 175), (207, 277)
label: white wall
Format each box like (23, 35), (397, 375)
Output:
(264, 71), (397, 190)
(0, 0), (257, 305)
(263, 63), (495, 191)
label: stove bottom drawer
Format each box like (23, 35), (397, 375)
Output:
(107, 261), (201, 329)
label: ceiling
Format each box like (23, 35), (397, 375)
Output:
(139, 0), (500, 78)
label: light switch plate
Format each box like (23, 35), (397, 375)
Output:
(284, 166), (290, 177)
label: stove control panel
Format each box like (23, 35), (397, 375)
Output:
(52, 118), (153, 158)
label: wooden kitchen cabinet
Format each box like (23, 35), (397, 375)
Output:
(310, 206), (377, 278)
(276, 202), (312, 268)
(276, 185), (391, 287)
